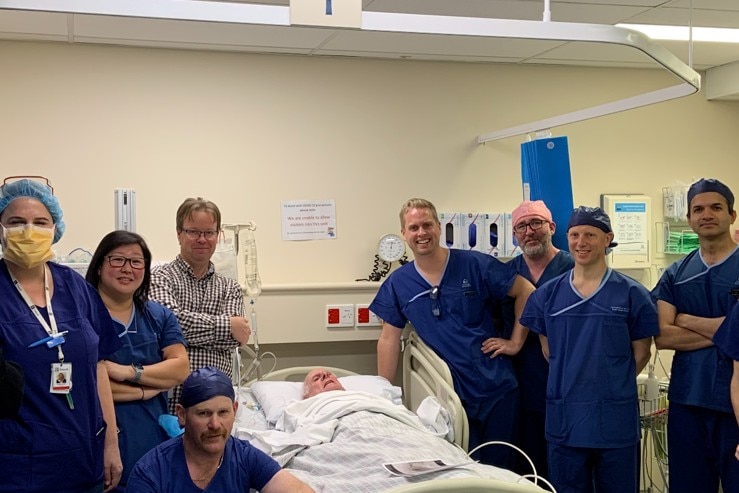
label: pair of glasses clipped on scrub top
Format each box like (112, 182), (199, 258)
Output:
(429, 286), (440, 317)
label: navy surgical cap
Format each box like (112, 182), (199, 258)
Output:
(180, 367), (235, 408)
(0, 178), (65, 243)
(567, 206), (618, 248)
(687, 178), (734, 211)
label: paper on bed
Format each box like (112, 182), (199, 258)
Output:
(383, 459), (476, 477)
(283, 408), (531, 492)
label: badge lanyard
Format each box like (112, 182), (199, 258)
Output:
(10, 266), (75, 408)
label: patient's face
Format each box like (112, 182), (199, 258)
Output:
(303, 369), (345, 398)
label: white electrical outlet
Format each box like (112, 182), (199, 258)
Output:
(355, 304), (382, 328)
(326, 304), (354, 328)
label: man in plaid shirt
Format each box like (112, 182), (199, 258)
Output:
(150, 197), (251, 412)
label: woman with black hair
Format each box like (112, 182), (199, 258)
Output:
(87, 230), (189, 492)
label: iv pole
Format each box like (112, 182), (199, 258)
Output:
(222, 222), (263, 383)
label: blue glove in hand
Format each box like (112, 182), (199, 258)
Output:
(158, 414), (184, 438)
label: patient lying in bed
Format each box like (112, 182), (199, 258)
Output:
(235, 369), (541, 493)
(302, 368), (346, 398)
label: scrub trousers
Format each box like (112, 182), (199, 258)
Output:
(548, 442), (638, 493)
(516, 408), (548, 479)
(464, 387), (519, 469)
(667, 403), (739, 493)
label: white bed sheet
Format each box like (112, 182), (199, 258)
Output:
(234, 388), (547, 493)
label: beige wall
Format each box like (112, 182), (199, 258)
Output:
(1, 40), (737, 367)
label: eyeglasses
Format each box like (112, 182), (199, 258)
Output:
(181, 229), (219, 240)
(429, 286), (440, 317)
(0, 175), (54, 198)
(513, 219), (546, 234)
(106, 256), (146, 270)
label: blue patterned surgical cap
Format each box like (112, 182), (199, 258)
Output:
(180, 367), (235, 408)
(567, 206), (618, 248)
(0, 178), (65, 243)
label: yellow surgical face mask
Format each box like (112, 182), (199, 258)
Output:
(1, 224), (55, 269)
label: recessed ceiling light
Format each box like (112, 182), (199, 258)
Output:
(617, 24), (739, 43)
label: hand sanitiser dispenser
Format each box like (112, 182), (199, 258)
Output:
(114, 188), (136, 233)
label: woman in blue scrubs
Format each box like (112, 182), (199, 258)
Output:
(0, 177), (122, 492)
(86, 231), (189, 491)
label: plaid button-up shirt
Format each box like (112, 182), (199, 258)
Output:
(149, 255), (244, 412)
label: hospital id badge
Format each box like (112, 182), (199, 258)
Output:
(50, 362), (72, 394)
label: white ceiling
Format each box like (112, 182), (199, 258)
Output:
(2, 0), (737, 70)
(0, 0), (738, 99)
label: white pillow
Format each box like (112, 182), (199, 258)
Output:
(250, 375), (402, 423)
(340, 375), (403, 405)
(250, 381), (302, 423)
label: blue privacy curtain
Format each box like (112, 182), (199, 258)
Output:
(520, 136), (574, 251)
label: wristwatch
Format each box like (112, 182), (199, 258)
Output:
(130, 363), (143, 384)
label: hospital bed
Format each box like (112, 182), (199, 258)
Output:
(402, 329), (469, 451)
(234, 353), (550, 491)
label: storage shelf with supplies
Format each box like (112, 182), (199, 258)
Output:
(655, 222), (698, 255)
(662, 184), (689, 223)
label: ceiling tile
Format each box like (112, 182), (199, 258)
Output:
(72, 13), (332, 49)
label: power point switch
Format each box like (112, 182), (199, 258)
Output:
(326, 304), (354, 328)
(357, 307), (370, 324)
(355, 304), (382, 328)
(327, 307), (340, 325)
